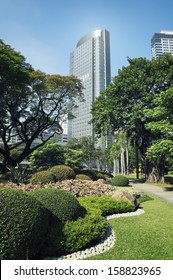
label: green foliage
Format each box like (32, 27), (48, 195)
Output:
(0, 188), (49, 260)
(30, 142), (65, 170)
(8, 164), (29, 185)
(30, 188), (86, 223)
(78, 195), (135, 216)
(75, 174), (93, 180)
(111, 175), (129, 186)
(30, 170), (55, 185)
(91, 54), (173, 181)
(94, 170), (113, 180)
(145, 88), (173, 171)
(66, 136), (95, 168)
(49, 165), (76, 181)
(0, 39), (83, 171)
(165, 176), (173, 184)
(64, 148), (84, 168)
(137, 194), (154, 203)
(88, 197), (173, 260)
(146, 140), (173, 164)
(75, 169), (98, 181)
(42, 208), (107, 257)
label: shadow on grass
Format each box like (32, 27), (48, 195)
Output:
(129, 178), (146, 184)
(164, 186), (173, 192)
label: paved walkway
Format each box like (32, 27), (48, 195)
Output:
(131, 181), (173, 205)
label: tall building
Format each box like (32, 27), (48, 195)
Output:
(151, 30), (173, 58)
(69, 29), (111, 146)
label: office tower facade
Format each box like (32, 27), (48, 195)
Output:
(151, 30), (173, 58)
(69, 29), (111, 146)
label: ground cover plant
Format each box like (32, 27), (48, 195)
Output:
(87, 196), (173, 260)
(78, 196), (136, 216)
(41, 207), (107, 257)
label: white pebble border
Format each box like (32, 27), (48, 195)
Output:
(44, 208), (145, 260)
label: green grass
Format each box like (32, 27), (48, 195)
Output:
(87, 196), (173, 260)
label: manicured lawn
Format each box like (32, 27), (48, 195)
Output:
(87, 196), (173, 260)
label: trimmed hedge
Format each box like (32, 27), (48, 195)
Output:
(30, 170), (55, 185)
(41, 208), (107, 257)
(49, 165), (76, 181)
(0, 188), (49, 260)
(78, 195), (135, 216)
(30, 188), (86, 223)
(111, 175), (129, 186)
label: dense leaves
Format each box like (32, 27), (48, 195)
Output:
(0, 39), (83, 171)
(91, 55), (173, 182)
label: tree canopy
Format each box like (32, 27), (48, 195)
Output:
(0, 39), (83, 170)
(91, 54), (173, 182)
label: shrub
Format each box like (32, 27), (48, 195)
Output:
(75, 174), (92, 180)
(78, 195), (135, 216)
(30, 188), (86, 223)
(49, 165), (76, 181)
(111, 175), (129, 186)
(75, 169), (98, 181)
(30, 170), (55, 185)
(94, 170), (113, 180)
(42, 208), (107, 257)
(165, 176), (173, 184)
(30, 142), (65, 170)
(0, 188), (49, 260)
(137, 194), (154, 203)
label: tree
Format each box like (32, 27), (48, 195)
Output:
(0, 39), (83, 171)
(145, 88), (173, 182)
(109, 132), (129, 175)
(64, 148), (84, 168)
(30, 142), (65, 170)
(66, 136), (95, 168)
(110, 141), (121, 175)
(91, 55), (173, 183)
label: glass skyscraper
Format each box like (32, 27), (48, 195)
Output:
(151, 30), (173, 58)
(69, 29), (111, 145)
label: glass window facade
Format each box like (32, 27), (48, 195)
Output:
(69, 29), (111, 145)
(151, 30), (173, 58)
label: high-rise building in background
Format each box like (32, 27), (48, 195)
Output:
(69, 29), (111, 146)
(151, 30), (173, 58)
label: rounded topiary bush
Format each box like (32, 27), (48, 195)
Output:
(30, 188), (86, 223)
(75, 174), (92, 180)
(75, 169), (98, 181)
(30, 170), (55, 185)
(0, 188), (49, 260)
(111, 175), (129, 186)
(49, 165), (76, 181)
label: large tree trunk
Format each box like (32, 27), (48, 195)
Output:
(146, 160), (165, 184)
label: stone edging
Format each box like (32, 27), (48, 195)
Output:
(44, 208), (145, 260)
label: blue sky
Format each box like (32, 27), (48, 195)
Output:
(0, 0), (173, 77)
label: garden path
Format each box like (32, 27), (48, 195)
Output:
(131, 181), (173, 205)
